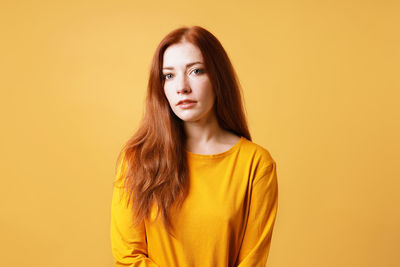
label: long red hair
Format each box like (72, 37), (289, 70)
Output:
(115, 26), (251, 236)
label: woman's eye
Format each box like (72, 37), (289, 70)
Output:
(193, 68), (205, 75)
(163, 73), (173, 80)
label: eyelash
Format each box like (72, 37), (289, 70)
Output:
(163, 68), (205, 80)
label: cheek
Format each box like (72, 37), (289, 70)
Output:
(163, 87), (175, 106)
(202, 84), (215, 105)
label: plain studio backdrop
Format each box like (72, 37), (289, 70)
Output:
(0, 1), (399, 266)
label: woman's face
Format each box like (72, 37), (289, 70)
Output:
(162, 41), (215, 123)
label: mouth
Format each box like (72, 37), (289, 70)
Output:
(176, 99), (197, 106)
(177, 100), (197, 109)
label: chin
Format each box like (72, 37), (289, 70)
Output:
(179, 117), (200, 122)
(176, 114), (203, 122)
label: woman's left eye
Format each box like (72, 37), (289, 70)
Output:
(193, 68), (205, 75)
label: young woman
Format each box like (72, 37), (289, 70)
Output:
(110, 26), (278, 267)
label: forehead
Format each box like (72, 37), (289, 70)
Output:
(162, 41), (204, 67)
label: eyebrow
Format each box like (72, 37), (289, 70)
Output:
(162, 61), (203, 70)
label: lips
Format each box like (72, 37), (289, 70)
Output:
(177, 99), (197, 106)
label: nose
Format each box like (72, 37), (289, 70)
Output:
(176, 74), (191, 94)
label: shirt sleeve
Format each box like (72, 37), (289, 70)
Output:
(110, 156), (160, 267)
(236, 161), (279, 267)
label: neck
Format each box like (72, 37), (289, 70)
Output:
(183, 112), (226, 146)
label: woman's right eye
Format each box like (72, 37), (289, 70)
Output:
(163, 73), (173, 80)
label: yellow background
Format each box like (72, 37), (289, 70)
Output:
(1, 0), (399, 266)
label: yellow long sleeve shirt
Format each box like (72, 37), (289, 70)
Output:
(110, 136), (278, 267)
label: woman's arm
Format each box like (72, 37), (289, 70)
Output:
(236, 161), (279, 267)
(110, 156), (159, 267)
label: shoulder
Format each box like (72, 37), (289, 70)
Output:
(239, 138), (277, 185)
(239, 137), (276, 170)
(113, 150), (130, 187)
